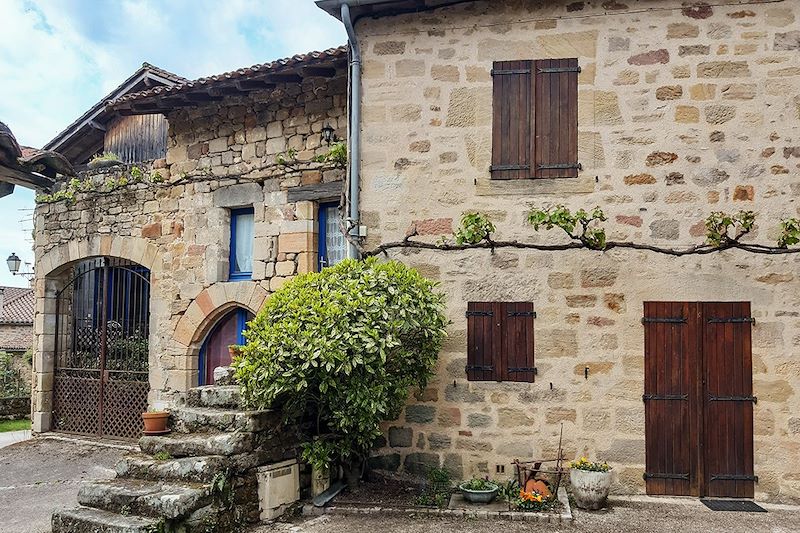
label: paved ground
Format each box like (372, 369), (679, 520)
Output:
(0, 429), (31, 449)
(260, 497), (800, 533)
(0, 437), (127, 533)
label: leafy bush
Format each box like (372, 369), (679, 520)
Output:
(234, 258), (447, 471)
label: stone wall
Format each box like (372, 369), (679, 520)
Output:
(0, 397), (30, 420)
(31, 70), (347, 433)
(355, 0), (800, 501)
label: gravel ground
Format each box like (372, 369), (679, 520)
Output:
(258, 497), (800, 533)
(0, 436), (127, 533)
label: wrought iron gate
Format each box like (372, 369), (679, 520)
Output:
(52, 257), (150, 439)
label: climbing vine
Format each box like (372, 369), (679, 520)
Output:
(36, 165), (163, 205)
(363, 206), (800, 258)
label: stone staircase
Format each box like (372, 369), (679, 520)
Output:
(52, 384), (297, 532)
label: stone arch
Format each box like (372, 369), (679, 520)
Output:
(173, 281), (268, 350)
(36, 234), (160, 278)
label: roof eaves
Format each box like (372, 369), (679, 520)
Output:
(43, 63), (185, 152)
(108, 45), (348, 111)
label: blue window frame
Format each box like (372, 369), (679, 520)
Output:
(318, 202), (347, 271)
(230, 207), (254, 280)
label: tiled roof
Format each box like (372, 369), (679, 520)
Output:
(0, 286), (34, 324)
(109, 46), (348, 108)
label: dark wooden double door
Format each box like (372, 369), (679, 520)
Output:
(643, 302), (755, 498)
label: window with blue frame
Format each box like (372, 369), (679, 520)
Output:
(318, 202), (347, 270)
(230, 207), (254, 280)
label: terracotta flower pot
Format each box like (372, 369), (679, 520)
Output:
(142, 411), (170, 435)
(570, 468), (612, 510)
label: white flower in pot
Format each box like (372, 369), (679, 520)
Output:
(569, 457), (612, 510)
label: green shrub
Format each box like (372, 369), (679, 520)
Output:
(234, 258), (447, 471)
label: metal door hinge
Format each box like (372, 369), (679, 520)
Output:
(537, 66), (582, 74)
(508, 311), (536, 318)
(641, 317), (687, 324)
(642, 394), (688, 401)
(707, 317), (755, 324)
(643, 472), (690, 480)
(709, 395), (757, 404)
(466, 311), (493, 317)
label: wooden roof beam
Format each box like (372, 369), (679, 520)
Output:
(300, 66), (337, 78)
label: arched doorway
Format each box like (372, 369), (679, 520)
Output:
(52, 257), (150, 439)
(199, 307), (253, 385)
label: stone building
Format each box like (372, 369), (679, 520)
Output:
(0, 286), (34, 356)
(315, 0), (800, 502)
(31, 47), (349, 440)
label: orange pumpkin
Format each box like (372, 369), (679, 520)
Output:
(524, 479), (551, 498)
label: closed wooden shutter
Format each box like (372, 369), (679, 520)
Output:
(702, 301), (755, 498)
(490, 60), (532, 180)
(466, 301), (535, 382)
(490, 58), (579, 180)
(534, 58), (579, 179)
(466, 302), (498, 381)
(643, 301), (697, 496)
(503, 302), (535, 383)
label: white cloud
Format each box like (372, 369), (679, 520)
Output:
(0, 0), (346, 284)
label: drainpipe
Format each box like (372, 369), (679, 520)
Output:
(341, 3), (362, 259)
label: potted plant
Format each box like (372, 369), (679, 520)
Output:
(569, 457), (612, 510)
(142, 408), (170, 435)
(459, 477), (499, 503)
(87, 152), (122, 169)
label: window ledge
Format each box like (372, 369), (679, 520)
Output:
(476, 174), (595, 196)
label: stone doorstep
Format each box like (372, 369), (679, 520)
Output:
(116, 453), (233, 483)
(139, 431), (257, 457)
(185, 385), (242, 409)
(78, 478), (212, 520)
(170, 406), (280, 433)
(302, 486), (572, 523)
(51, 506), (161, 533)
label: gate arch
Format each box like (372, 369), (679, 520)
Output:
(52, 257), (150, 439)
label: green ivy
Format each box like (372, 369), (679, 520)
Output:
(527, 205), (608, 250)
(777, 218), (800, 248)
(705, 210), (755, 246)
(454, 212), (496, 245)
(234, 258), (447, 470)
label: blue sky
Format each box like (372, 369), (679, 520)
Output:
(0, 0), (346, 287)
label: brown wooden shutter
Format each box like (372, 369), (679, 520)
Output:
(643, 301), (696, 496)
(533, 58), (579, 179)
(467, 301), (535, 382)
(502, 302), (535, 383)
(466, 302), (498, 381)
(702, 301), (755, 498)
(490, 60), (532, 180)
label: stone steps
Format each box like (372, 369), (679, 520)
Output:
(140, 431), (257, 457)
(78, 478), (212, 520)
(116, 453), (231, 483)
(171, 405), (279, 433)
(51, 506), (161, 533)
(186, 385), (242, 409)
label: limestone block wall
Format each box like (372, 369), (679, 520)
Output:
(31, 72), (347, 433)
(355, 0), (800, 501)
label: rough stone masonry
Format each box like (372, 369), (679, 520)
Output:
(355, 0), (800, 502)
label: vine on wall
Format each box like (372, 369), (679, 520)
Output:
(363, 206), (800, 258)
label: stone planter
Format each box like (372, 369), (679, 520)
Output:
(569, 468), (612, 510)
(311, 465), (330, 497)
(459, 482), (498, 504)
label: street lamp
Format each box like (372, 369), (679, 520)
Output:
(320, 123), (337, 145)
(6, 253), (21, 274)
(6, 252), (33, 280)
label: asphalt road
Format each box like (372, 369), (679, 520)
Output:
(0, 437), (126, 533)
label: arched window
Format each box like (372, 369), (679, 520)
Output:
(199, 307), (253, 385)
